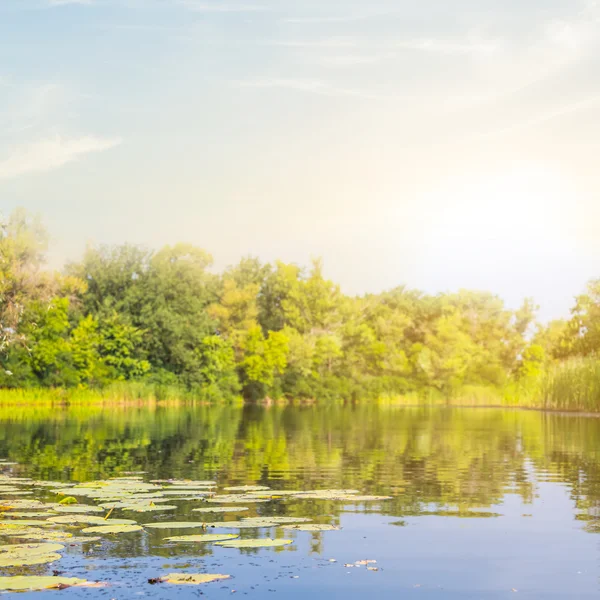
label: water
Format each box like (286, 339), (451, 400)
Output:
(0, 405), (599, 598)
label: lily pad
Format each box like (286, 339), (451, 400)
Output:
(0, 527), (48, 537)
(122, 504), (177, 513)
(159, 491), (212, 497)
(52, 505), (104, 513)
(1, 512), (53, 518)
(47, 515), (136, 525)
(145, 522), (211, 530)
(338, 495), (393, 502)
(0, 500), (44, 510)
(158, 573), (230, 585)
(0, 576), (86, 591)
(0, 553), (62, 567)
(241, 517), (312, 525)
(201, 521), (283, 529)
(81, 524), (143, 534)
(0, 542), (65, 555)
(283, 524), (340, 531)
(192, 507), (249, 514)
(13, 531), (74, 542)
(153, 480), (216, 486)
(223, 486), (270, 492)
(215, 538), (292, 548)
(164, 534), (239, 543)
(0, 520), (54, 527)
(207, 496), (270, 504)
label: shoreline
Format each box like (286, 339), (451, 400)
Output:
(0, 391), (599, 416)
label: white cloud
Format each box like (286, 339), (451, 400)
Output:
(234, 78), (383, 100)
(0, 136), (122, 180)
(316, 53), (394, 67)
(177, 1), (267, 12)
(262, 38), (357, 49)
(394, 36), (501, 56)
(283, 13), (388, 24)
(48, 0), (93, 5)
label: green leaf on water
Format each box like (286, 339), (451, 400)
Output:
(241, 517), (312, 525)
(0, 553), (62, 567)
(52, 505), (104, 513)
(283, 524), (340, 531)
(122, 504), (178, 513)
(145, 522), (213, 530)
(81, 524), (143, 534)
(207, 495), (270, 504)
(159, 573), (230, 585)
(192, 507), (249, 514)
(0, 542), (65, 555)
(164, 534), (239, 543)
(0, 576), (87, 591)
(58, 496), (78, 505)
(0, 520), (54, 527)
(1, 512), (53, 518)
(47, 515), (136, 525)
(215, 538), (292, 548)
(223, 486), (270, 492)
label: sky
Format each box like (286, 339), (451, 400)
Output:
(1, 0), (599, 321)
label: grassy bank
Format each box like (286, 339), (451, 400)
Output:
(2, 357), (600, 412)
(0, 381), (244, 406)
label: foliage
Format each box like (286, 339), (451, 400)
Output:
(3, 207), (600, 409)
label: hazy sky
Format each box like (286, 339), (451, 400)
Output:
(1, 0), (599, 321)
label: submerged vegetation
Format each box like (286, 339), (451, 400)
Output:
(2, 208), (600, 410)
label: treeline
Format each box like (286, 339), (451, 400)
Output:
(1, 208), (598, 404)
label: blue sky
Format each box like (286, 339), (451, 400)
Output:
(1, 0), (599, 320)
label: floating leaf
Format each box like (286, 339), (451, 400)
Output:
(58, 496), (78, 505)
(192, 507), (249, 514)
(164, 534), (239, 543)
(145, 522), (211, 530)
(47, 515), (136, 525)
(337, 495), (392, 502)
(13, 531), (72, 542)
(52, 505), (104, 514)
(0, 520), (54, 527)
(81, 524), (143, 534)
(215, 538), (292, 548)
(159, 573), (230, 585)
(207, 496), (270, 504)
(122, 504), (177, 513)
(241, 517), (312, 525)
(0, 500), (44, 510)
(223, 486), (270, 492)
(28, 482), (73, 488)
(0, 527), (49, 537)
(159, 491), (212, 497)
(283, 524), (340, 531)
(0, 553), (61, 567)
(1, 512), (53, 518)
(0, 576), (87, 591)
(152, 480), (216, 486)
(0, 542), (65, 555)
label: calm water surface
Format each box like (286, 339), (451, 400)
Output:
(0, 405), (599, 599)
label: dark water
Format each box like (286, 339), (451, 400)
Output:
(1, 405), (600, 598)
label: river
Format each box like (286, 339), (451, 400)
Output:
(0, 405), (598, 598)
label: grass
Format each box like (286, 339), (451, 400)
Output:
(0, 382), (243, 406)
(2, 357), (600, 412)
(537, 358), (600, 412)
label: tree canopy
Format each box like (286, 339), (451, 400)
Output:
(0, 208), (593, 401)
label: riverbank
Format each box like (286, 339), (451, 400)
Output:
(1, 356), (599, 411)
